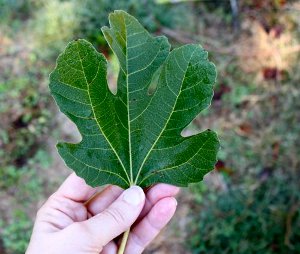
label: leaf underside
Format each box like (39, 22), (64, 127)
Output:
(49, 10), (220, 188)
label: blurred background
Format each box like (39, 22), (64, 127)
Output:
(0, 0), (299, 253)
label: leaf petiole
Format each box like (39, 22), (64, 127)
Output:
(118, 228), (130, 254)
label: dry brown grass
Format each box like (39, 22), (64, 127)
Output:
(237, 14), (300, 78)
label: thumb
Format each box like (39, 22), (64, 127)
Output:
(78, 186), (145, 247)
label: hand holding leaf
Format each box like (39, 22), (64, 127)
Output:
(49, 10), (219, 253)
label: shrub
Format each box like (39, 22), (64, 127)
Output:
(0, 210), (32, 254)
(75, 0), (192, 46)
(188, 172), (300, 254)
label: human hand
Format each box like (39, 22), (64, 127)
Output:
(26, 173), (179, 254)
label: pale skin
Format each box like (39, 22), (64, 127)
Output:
(26, 173), (179, 254)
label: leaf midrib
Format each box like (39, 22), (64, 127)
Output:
(123, 16), (134, 186)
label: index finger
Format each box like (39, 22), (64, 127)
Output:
(56, 173), (97, 202)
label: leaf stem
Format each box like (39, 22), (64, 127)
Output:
(118, 228), (130, 254)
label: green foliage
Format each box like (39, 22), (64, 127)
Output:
(0, 151), (49, 254)
(75, 0), (192, 46)
(50, 11), (219, 188)
(29, 0), (79, 57)
(0, 68), (51, 168)
(0, 149), (49, 194)
(0, 0), (39, 26)
(0, 210), (32, 254)
(188, 173), (300, 254)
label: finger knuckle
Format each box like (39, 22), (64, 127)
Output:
(103, 208), (127, 229)
(132, 232), (146, 252)
(36, 193), (57, 217)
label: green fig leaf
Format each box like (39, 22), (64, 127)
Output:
(49, 10), (220, 188)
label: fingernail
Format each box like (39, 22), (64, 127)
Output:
(157, 198), (177, 216)
(174, 198), (178, 207)
(123, 186), (144, 206)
